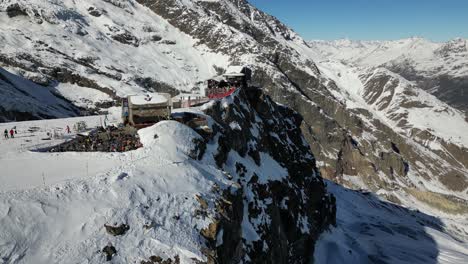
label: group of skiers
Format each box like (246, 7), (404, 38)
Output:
(3, 127), (16, 139)
(3, 125), (71, 140)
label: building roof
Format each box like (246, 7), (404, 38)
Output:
(224, 66), (245, 77)
(173, 93), (205, 99)
(226, 66), (245, 73)
(207, 66), (249, 81)
(129, 93), (170, 106)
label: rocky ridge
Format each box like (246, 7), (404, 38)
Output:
(196, 87), (336, 263)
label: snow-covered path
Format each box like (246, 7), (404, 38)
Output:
(0, 116), (126, 191)
(0, 118), (230, 263)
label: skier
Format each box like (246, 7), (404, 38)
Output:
(4, 129), (8, 139)
(9, 129), (14, 138)
(104, 114), (109, 128)
(66, 125), (71, 134)
(13, 126), (17, 134)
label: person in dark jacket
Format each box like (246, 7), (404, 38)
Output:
(4, 129), (8, 139)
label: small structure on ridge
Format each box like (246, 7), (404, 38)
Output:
(122, 93), (172, 128)
(206, 66), (252, 99)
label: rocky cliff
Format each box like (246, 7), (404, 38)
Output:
(199, 87), (336, 263)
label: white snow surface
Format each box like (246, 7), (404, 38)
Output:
(0, 67), (77, 120)
(0, 0), (230, 100)
(2, 115), (466, 263)
(52, 83), (113, 109)
(130, 93), (169, 105)
(315, 181), (468, 264)
(0, 103), (300, 263)
(0, 117), (236, 263)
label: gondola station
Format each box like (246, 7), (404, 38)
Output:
(121, 93), (172, 128)
(40, 66), (252, 153)
(121, 66), (252, 129)
(206, 66), (252, 99)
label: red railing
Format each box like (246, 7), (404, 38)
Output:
(207, 87), (237, 99)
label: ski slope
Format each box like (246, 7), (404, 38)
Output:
(0, 116), (233, 263)
(0, 116), (124, 191)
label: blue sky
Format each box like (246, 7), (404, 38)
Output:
(248, 0), (468, 42)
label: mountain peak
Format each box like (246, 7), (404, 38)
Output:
(436, 37), (467, 56)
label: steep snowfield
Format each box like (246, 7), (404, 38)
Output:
(0, 0), (323, 113)
(0, 67), (77, 121)
(315, 182), (468, 264)
(317, 60), (468, 149)
(0, 0), (229, 99)
(53, 83), (113, 109)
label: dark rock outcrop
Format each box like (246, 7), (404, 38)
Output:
(112, 32), (140, 47)
(200, 89), (336, 263)
(134, 77), (178, 96)
(6, 3), (28, 17)
(102, 244), (117, 261)
(104, 223), (130, 236)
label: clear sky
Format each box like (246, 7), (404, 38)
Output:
(247, 0), (468, 42)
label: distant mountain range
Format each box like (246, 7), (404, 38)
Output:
(309, 38), (468, 113)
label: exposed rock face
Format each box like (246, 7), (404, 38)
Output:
(200, 88), (336, 263)
(6, 3), (28, 17)
(104, 223), (130, 236)
(385, 66), (468, 113)
(112, 32), (140, 47)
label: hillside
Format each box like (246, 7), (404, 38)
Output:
(309, 38), (468, 112)
(0, 89), (337, 263)
(1, 0), (468, 262)
(0, 67), (78, 121)
(1, 90), (467, 263)
(1, 88), (467, 263)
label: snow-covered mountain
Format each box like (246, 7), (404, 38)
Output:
(309, 38), (468, 112)
(1, 0), (468, 263)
